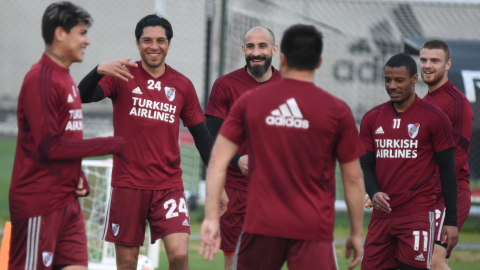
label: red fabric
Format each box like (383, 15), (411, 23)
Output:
(220, 78), (364, 241)
(104, 187), (190, 246)
(360, 96), (455, 218)
(99, 62), (205, 190)
(423, 80), (473, 192)
(10, 54), (125, 221)
(220, 186), (247, 252)
(206, 66), (280, 191)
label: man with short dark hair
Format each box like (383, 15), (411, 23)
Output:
(200, 24), (366, 270)
(78, 14), (213, 270)
(205, 25), (280, 270)
(360, 53), (458, 270)
(420, 39), (473, 270)
(9, 2), (126, 270)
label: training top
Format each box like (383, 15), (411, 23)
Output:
(423, 80), (473, 193)
(205, 66), (280, 191)
(360, 96), (455, 218)
(219, 78), (365, 241)
(10, 54), (125, 221)
(99, 62), (205, 190)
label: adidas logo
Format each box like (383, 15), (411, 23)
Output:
(182, 219), (190, 226)
(265, 98), (309, 129)
(132, 87), (143, 94)
(415, 253), (425, 261)
(375, 126), (384, 134)
(67, 94), (74, 103)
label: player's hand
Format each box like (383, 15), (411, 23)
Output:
(97, 58), (138, 81)
(372, 192), (391, 213)
(219, 189), (229, 217)
(345, 233), (363, 270)
(112, 139), (130, 164)
(199, 219), (221, 261)
(441, 225), (458, 255)
(364, 194), (373, 209)
(75, 174), (89, 197)
(238, 155), (248, 175)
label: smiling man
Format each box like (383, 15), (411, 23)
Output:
(77, 14), (213, 270)
(205, 26), (280, 270)
(360, 53), (458, 270)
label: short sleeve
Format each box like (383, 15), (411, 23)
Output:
(180, 80), (206, 127)
(335, 102), (365, 163)
(359, 111), (376, 152)
(98, 75), (118, 99)
(431, 110), (455, 153)
(205, 79), (229, 119)
(219, 92), (249, 146)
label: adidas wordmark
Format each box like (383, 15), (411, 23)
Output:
(266, 98), (309, 129)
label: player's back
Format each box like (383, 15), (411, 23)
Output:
(238, 78), (363, 241)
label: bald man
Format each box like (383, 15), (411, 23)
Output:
(205, 26), (280, 269)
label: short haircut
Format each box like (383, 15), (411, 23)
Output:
(245, 26), (276, 45)
(135, 14), (173, 43)
(42, 1), (93, 45)
(280, 24), (323, 70)
(421, 39), (451, 61)
(384, 53), (417, 77)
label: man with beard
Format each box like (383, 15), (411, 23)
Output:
(78, 14), (214, 270)
(205, 26), (280, 270)
(420, 39), (473, 270)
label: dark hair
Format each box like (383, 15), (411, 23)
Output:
(384, 53), (417, 77)
(280, 24), (323, 70)
(135, 14), (173, 43)
(421, 39), (451, 60)
(42, 1), (92, 45)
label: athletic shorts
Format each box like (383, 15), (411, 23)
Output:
(220, 186), (247, 254)
(103, 186), (190, 246)
(233, 232), (338, 270)
(362, 212), (435, 270)
(434, 188), (471, 256)
(9, 199), (88, 270)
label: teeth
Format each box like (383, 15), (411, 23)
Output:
(149, 54), (160, 56)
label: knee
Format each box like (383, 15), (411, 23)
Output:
(168, 249), (188, 265)
(117, 256), (138, 270)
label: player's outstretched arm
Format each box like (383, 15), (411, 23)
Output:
(340, 158), (365, 270)
(435, 148), (459, 254)
(200, 135), (239, 261)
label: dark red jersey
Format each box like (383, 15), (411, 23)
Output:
(10, 54), (125, 221)
(99, 62), (205, 190)
(219, 78), (364, 241)
(423, 80), (473, 192)
(360, 96), (455, 218)
(205, 66), (280, 191)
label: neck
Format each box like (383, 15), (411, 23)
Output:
(393, 94), (416, 113)
(45, 46), (71, 69)
(142, 60), (166, 78)
(281, 68), (315, 83)
(428, 76), (449, 93)
(247, 66), (273, 83)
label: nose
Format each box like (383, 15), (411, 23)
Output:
(150, 41), (160, 50)
(252, 45), (261, 56)
(85, 35), (91, 45)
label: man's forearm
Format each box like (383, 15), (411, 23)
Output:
(341, 159), (365, 236)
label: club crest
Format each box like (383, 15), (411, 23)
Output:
(42, 251), (53, 267)
(164, 86), (176, 102)
(408, 123), (420, 139)
(112, 223), (120, 237)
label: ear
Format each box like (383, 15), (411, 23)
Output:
(412, 73), (418, 84)
(280, 53), (287, 68)
(271, 44), (279, 56)
(54, 26), (67, 43)
(136, 39), (140, 50)
(445, 58), (452, 72)
(242, 45), (246, 56)
(316, 57), (323, 69)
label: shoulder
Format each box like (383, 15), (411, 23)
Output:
(213, 68), (245, 87)
(362, 102), (390, 121)
(168, 66), (195, 88)
(417, 99), (451, 124)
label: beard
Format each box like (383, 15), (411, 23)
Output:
(246, 55), (272, 78)
(421, 70), (445, 86)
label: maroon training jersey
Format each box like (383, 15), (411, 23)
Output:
(423, 80), (473, 192)
(360, 96), (455, 218)
(99, 62), (205, 190)
(219, 78), (365, 241)
(10, 54), (125, 221)
(205, 66), (280, 191)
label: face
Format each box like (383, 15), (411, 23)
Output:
(242, 28), (278, 78)
(420, 48), (451, 86)
(63, 22), (90, 63)
(384, 66), (417, 104)
(136, 26), (171, 68)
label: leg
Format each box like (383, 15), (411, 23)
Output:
(361, 217), (397, 270)
(223, 255), (234, 270)
(115, 244), (140, 270)
(430, 243), (450, 270)
(399, 261), (428, 270)
(59, 266), (87, 270)
(287, 240), (338, 270)
(234, 233), (286, 270)
(162, 233), (189, 270)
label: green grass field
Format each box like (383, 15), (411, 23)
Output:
(1, 137), (480, 269)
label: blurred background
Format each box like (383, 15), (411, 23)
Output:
(0, 0), (479, 269)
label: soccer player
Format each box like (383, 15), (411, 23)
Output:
(205, 26), (280, 270)
(200, 24), (366, 270)
(360, 53), (458, 270)
(9, 2), (127, 270)
(78, 15), (213, 270)
(420, 40), (473, 269)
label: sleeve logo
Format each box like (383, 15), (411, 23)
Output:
(408, 123), (420, 139)
(165, 86), (176, 102)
